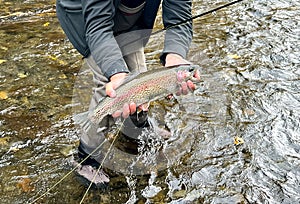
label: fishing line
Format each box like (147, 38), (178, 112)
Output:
(29, 137), (108, 204)
(152, 0), (243, 36)
(80, 119), (125, 204)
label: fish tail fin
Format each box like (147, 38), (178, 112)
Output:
(73, 111), (98, 134)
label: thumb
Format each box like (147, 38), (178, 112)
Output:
(106, 72), (128, 98)
(106, 82), (116, 98)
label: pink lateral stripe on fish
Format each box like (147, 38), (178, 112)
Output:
(89, 65), (201, 124)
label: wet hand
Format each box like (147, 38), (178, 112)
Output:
(165, 53), (200, 95)
(106, 73), (127, 98)
(106, 73), (132, 118)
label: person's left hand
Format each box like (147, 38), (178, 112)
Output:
(165, 53), (200, 95)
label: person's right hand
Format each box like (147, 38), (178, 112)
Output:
(106, 72), (127, 98)
(106, 72), (145, 119)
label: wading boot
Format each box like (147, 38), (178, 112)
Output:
(115, 110), (171, 154)
(71, 143), (110, 188)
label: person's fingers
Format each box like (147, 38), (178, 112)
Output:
(181, 81), (188, 95)
(112, 103), (135, 118)
(129, 102), (137, 114)
(105, 82), (116, 98)
(176, 87), (182, 96)
(122, 103), (130, 118)
(177, 71), (184, 82)
(187, 80), (195, 91)
(112, 110), (122, 118)
(138, 102), (150, 111)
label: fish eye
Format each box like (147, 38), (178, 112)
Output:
(188, 66), (195, 72)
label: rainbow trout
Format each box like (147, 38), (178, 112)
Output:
(89, 65), (201, 124)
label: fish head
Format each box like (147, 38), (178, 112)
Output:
(176, 65), (201, 82)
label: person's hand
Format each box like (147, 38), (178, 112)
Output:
(105, 72), (127, 98)
(165, 53), (200, 96)
(106, 73), (149, 119)
(165, 53), (191, 67)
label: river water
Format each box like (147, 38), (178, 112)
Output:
(0, 0), (299, 203)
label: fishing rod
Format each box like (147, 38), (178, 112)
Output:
(120, 0), (244, 51)
(158, 0), (244, 34)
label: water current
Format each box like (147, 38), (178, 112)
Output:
(0, 0), (299, 203)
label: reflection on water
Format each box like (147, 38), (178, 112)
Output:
(0, 0), (299, 203)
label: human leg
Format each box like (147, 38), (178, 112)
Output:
(72, 55), (113, 186)
(75, 46), (149, 180)
(75, 2), (150, 181)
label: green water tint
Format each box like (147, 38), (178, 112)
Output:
(1, 0), (300, 203)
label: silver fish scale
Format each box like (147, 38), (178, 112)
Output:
(90, 65), (200, 124)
